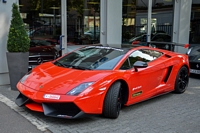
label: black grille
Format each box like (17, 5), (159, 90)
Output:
(29, 55), (55, 65)
(15, 93), (30, 107)
(189, 56), (195, 61)
(190, 62), (200, 70)
(43, 102), (81, 118)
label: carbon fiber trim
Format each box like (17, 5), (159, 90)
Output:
(15, 93), (30, 107)
(42, 103), (87, 119)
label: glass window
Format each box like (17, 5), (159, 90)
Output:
(120, 49), (163, 70)
(151, 0), (173, 37)
(54, 46), (125, 70)
(152, 34), (171, 42)
(122, 0), (137, 43)
(190, 1), (200, 46)
(19, 0), (100, 45)
(123, 0), (173, 44)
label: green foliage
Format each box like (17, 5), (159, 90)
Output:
(7, 3), (30, 52)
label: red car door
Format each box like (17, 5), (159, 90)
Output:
(122, 49), (168, 105)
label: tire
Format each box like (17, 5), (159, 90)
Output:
(103, 81), (122, 119)
(174, 66), (189, 93)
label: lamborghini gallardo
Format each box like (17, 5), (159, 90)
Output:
(15, 45), (189, 119)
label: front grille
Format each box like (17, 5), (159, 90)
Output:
(189, 56), (195, 61)
(15, 93), (30, 107)
(190, 62), (200, 70)
(29, 55), (55, 65)
(43, 103), (81, 118)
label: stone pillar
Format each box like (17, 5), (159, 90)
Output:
(61, 0), (67, 55)
(173, 0), (192, 53)
(100, 0), (122, 48)
(147, 0), (152, 42)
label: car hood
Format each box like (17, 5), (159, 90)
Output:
(189, 46), (200, 62)
(29, 46), (55, 54)
(23, 62), (113, 94)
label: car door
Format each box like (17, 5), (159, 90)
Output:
(121, 49), (167, 105)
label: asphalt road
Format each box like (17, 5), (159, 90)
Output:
(0, 74), (199, 133)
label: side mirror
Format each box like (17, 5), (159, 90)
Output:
(133, 61), (148, 72)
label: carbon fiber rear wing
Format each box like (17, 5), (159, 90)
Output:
(140, 41), (189, 52)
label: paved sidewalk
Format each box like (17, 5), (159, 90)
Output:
(0, 101), (44, 133)
(0, 85), (51, 133)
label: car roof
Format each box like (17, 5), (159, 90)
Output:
(83, 44), (149, 54)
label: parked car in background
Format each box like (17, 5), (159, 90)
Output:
(128, 33), (171, 45)
(28, 38), (60, 70)
(83, 29), (100, 40)
(187, 46), (200, 75)
(27, 26), (54, 37)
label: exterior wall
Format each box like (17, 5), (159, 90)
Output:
(173, 0), (192, 53)
(100, 0), (122, 48)
(0, 0), (18, 85)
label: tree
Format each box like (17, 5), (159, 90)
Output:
(7, 3), (30, 52)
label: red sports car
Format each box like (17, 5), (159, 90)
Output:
(15, 45), (190, 119)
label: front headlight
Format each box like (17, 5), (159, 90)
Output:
(67, 82), (94, 96)
(20, 71), (32, 84)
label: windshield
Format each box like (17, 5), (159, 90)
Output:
(54, 46), (125, 70)
(191, 47), (200, 56)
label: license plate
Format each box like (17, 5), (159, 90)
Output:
(190, 69), (200, 74)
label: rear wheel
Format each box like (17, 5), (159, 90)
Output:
(174, 66), (189, 93)
(103, 81), (122, 119)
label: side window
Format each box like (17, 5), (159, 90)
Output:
(153, 35), (164, 41)
(38, 40), (51, 46)
(120, 49), (163, 70)
(140, 35), (146, 42)
(164, 35), (171, 42)
(120, 59), (130, 70)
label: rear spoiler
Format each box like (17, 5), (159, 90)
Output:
(140, 41), (189, 52)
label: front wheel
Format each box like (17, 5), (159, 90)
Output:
(174, 66), (189, 93)
(103, 81), (122, 119)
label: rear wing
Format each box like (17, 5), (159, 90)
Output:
(139, 41), (189, 53)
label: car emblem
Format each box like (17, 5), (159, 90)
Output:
(37, 57), (43, 64)
(197, 64), (199, 69)
(40, 85), (43, 88)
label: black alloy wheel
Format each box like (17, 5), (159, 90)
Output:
(174, 66), (189, 93)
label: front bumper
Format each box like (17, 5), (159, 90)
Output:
(15, 82), (104, 119)
(15, 93), (87, 119)
(189, 62), (200, 74)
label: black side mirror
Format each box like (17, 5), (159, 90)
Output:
(133, 61), (148, 72)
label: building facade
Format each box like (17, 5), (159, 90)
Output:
(0, 0), (18, 85)
(0, 0), (197, 85)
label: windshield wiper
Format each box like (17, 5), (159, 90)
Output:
(54, 61), (91, 70)
(54, 61), (68, 67)
(70, 65), (91, 70)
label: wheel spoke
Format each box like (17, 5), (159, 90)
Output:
(178, 70), (188, 90)
(174, 66), (188, 93)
